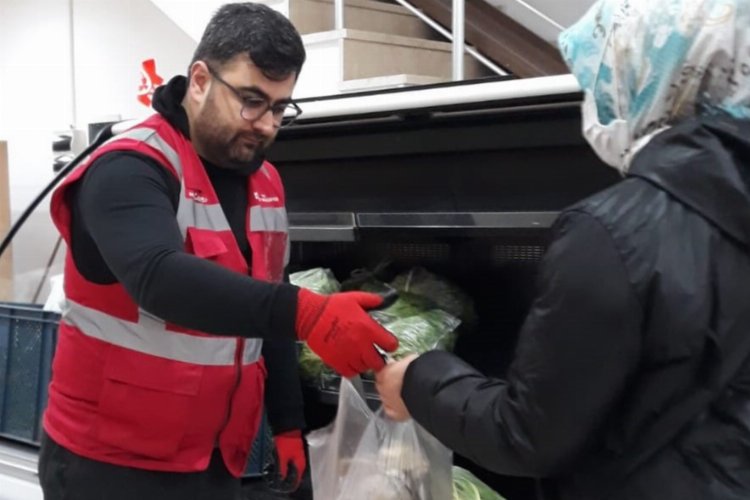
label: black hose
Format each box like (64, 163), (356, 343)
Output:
(0, 124), (115, 259)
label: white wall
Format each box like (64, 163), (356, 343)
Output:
(149, 0), (288, 41)
(295, 33), (342, 99)
(0, 0), (74, 302)
(0, 0), (196, 302)
(72, 0), (196, 127)
(0, 0), (211, 217)
(0, 0), (73, 218)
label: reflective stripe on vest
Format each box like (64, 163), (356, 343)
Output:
(177, 195), (231, 237)
(104, 127), (230, 237)
(63, 300), (262, 366)
(108, 127), (184, 177)
(249, 206), (288, 232)
(104, 125), (234, 237)
(114, 126), (289, 238)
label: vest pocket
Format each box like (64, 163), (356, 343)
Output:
(96, 348), (203, 460)
(186, 227), (228, 259)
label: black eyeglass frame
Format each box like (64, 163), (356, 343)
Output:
(205, 64), (302, 128)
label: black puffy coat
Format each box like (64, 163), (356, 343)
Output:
(402, 116), (750, 500)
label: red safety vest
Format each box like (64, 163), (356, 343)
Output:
(44, 114), (290, 477)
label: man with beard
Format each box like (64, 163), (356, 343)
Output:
(37, 4), (397, 500)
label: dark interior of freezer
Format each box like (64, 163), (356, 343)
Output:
(266, 88), (620, 500)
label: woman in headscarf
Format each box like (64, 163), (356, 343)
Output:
(375, 1), (750, 499)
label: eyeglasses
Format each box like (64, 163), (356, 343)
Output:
(205, 64), (302, 128)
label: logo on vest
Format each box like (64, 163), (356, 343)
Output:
(188, 189), (208, 203)
(253, 192), (280, 203)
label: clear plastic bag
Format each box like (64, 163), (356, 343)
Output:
(390, 267), (477, 329)
(289, 267), (341, 294)
(378, 309), (461, 359)
(307, 378), (453, 500)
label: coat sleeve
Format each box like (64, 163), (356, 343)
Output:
(401, 210), (643, 477)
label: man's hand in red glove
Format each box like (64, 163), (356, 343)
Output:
(274, 430), (306, 490)
(296, 289), (399, 377)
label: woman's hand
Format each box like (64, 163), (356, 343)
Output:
(375, 354), (419, 421)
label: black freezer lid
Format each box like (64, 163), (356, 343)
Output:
(267, 75), (620, 239)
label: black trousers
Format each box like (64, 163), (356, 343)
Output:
(38, 431), (243, 500)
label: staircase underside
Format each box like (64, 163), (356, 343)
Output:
(406, 0), (568, 78)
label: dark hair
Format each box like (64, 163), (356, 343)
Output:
(190, 3), (306, 80)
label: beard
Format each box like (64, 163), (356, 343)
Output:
(192, 95), (271, 172)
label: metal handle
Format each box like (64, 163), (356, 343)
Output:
(334, 0), (345, 30)
(452, 0), (465, 81)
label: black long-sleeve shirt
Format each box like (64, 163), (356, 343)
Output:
(67, 76), (304, 433)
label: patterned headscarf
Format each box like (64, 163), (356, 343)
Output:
(559, 0), (750, 171)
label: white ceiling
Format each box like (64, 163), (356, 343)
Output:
(486, 0), (596, 44)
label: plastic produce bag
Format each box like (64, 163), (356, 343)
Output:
(289, 267), (341, 294)
(43, 273), (65, 313)
(307, 378), (453, 500)
(378, 308), (461, 359)
(353, 272), (463, 360)
(390, 267), (477, 329)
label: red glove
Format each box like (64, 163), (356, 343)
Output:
(274, 430), (306, 489)
(296, 289), (399, 377)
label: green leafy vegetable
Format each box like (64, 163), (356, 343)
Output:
(452, 466), (506, 500)
(293, 266), (470, 379)
(290, 268), (341, 380)
(297, 344), (328, 381)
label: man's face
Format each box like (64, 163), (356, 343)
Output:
(188, 55), (297, 170)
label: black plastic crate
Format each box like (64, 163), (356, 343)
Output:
(245, 413), (273, 477)
(0, 303), (59, 445)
